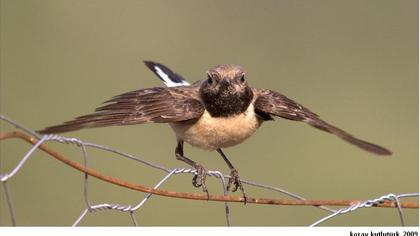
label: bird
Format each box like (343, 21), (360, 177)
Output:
(38, 61), (392, 199)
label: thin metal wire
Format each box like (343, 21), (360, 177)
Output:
(240, 179), (336, 213)
(387, 194), (405, 226)
(54, 135), (334, 212)
(2, 181), (16, 226)
(80, 144), (93, 210)
(1, 116), (418, 226)
(0, 115), (41, 139)
(310, 193), (419, 226)
(1, 135), (49, 181)
(131, 169), (178, 211)
(83, 142), (168, 172)
(73, 169), (179, 226)
(209, 170), (231, 226)
(72, 209), (88, 226)
(0, 115), (338, 212)
(129, 211), (138, 226)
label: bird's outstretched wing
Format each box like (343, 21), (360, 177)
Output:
(253, 88), (392, 155)
(38, 86), (204, 134)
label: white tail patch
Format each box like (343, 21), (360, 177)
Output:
(154, 66), (190, 87)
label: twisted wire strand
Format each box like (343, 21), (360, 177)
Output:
(72, 169), (179, 226)
(1, 115), (418, 226)
(0, 115), (337, 213)
(310, 193), (419, 226)
(73, 168), (232, 226)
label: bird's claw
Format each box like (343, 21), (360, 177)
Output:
(192, 163), (209, 199)
(227, 168), (247, 203)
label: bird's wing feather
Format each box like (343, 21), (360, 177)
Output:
(38, 86), (204, 134)
(253, 88), (391, 155)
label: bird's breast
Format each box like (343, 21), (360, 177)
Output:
(170, 104), (262, 150)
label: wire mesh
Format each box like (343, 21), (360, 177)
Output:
(0, 115), (418, 226)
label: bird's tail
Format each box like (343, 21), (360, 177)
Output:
(144, 61), (190, 87)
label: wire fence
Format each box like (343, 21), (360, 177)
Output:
(0, 115), (418, 226)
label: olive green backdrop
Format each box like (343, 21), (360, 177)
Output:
(0, 0), (418, 226)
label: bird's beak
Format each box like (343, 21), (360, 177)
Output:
(219, 78), (230, 87)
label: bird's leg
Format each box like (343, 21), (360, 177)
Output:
(216, 148), (247, 202)
(175, 141), (209, 197)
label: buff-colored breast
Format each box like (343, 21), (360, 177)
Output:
(170, 104), (262, 151)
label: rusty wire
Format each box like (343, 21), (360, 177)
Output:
(0, 115), (418, 226)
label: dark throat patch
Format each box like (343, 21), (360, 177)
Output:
(200, 85), (253, 117)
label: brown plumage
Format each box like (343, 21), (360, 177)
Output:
(253, 89), (391, 155)
(38, 69), (391, 156)
(39, 86), (204, 134)
(38, 61), (392, 198)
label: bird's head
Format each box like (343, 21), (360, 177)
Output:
(199, 65), (253, 117)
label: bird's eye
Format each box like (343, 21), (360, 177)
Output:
(207, 74), (213, 84)
(240, 75), (245, 83)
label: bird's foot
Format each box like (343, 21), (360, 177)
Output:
(227, 168), (247, 203)
(192, 163), (209, 199)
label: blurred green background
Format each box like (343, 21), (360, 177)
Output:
(0, 0), (418, 226)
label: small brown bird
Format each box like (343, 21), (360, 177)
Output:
(38, 61), (392, 198)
